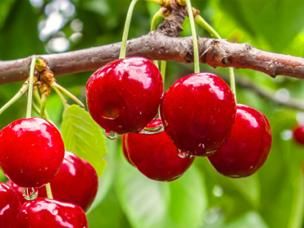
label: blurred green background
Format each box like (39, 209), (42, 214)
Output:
(1, 0), (304, 227)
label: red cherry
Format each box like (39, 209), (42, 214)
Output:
(5, 180), (29, 203)
(160, 73), (236, 156)
(208, 105), (272, 177)
(0, 183), (21, 228)
(122, 136), (134, 166)
(8, 152), (98, 211)
(40, 152), (98, 211)
(293, 125), (304, 145)
(86, 57), (163, 134)
(0, 117), (64, 187)
(123, 119), (194, 181)
(18, 198), (88, 228)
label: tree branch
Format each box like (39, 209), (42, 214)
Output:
(228, 75), (304, 111)
(0, 32), (304, 85)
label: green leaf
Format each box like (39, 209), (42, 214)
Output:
(61, 105), (106, 176)
(0, 0), (43, 59)
(218, 0), (304, 51)
(116, 156), (170, 228)
(226, 212), (268, 228)
(89, 139), (118, 211)
(116, 150), (208, 228)
(88, 189), (131, 228)
(166, 166), (208, 228)
(0, 0), (15, 29)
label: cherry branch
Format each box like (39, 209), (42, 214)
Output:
(0, 32), (304, 85)
(228, 76), (304, 111)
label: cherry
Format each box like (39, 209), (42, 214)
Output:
(0, 183), (21, 228)
(208, 104), (272, 177)
(86, 57), (163, 134)
(122, 136), (134, 166)
(5, 180), (29, 203)
(293, 125), (304, 145)
(18, 198), (88, 228)
(40, 152), (98, 211)
(160, 73), (236, 156)
(0, 117), (64, 187)
(7, 152), (98, 211)
(122, 119), (194, 181)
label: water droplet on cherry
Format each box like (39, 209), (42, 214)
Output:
(23, 187), (38, 201)
(105, 130), (117, 140)
(140, 124), (164, 135)
(177, 149), (193, 159)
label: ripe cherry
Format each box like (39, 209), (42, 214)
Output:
(18, 198), (88, 228)
(40, 152), (98, 211)
(0, 183), (21, 228)
(293, 125), (304, 145)
(5, 180), (30, 203)
(208, 105), (272, 177)
(161, 73), (236, 156)
(0, 117), (64, 187)
(7, 152), (98, 211)
(123, 119), (194, 181)
(86, 57), (163, 134)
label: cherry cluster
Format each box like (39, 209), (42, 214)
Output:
(87, 56), (272, 181)
(0, 118), (97, 227)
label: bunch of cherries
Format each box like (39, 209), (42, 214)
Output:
(86, 56), (273, 181)
(0, 118), (98, 227)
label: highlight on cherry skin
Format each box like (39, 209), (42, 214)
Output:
(0, 183), (21, 228)
(293, 124), (304, 145)
(123, 118), (194, 181)
(160, 72), (236, 157)
(208, 104), (272, 177)
(86, 56), (163, 135)
(17, 198), (88, 228)
(0, 117), (65, 187)
(39, 152), (98, 211)
(8, 152), (98, 211)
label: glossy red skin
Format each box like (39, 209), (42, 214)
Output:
(86, 57), (163, 134)
(161, 73), (236, 156)
(123, 119), (194, 181)
(0, 118), (64, 187)
(40, 152), (98, 211)
(8, 152), (98, 211)
(0, 183), (21, 228)
(122, 137), (134, 166)
(293, 125), (304, 145)
(18, 198), (88, 228)
(5, 180), (27, 203)
(209, 105), (272, 177)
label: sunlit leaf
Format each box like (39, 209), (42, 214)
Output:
(61, 105), (106, 176)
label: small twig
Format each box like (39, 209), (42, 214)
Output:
(225, 75), (304, 111)
(51, 82), (84, 107)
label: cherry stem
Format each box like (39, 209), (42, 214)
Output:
(0, 82), (29, 115)
(26, 56), (37, 118)
(33, 88), (50, 119)
(195, 15), (221, 39)
(150, 8), (164, 69)
(160, 60), (167, 83)
(195, 15), (237, 97)
(45, 183), (53, 199)
(52, 85), (69, 109)
(33, 103), (41, 115)
(119, 0), (139, 59)
(150, 8), (164, 31)
(51, 82), (84, 107)
(185, 0), (200, 73)
(40, 93), (48, 118)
